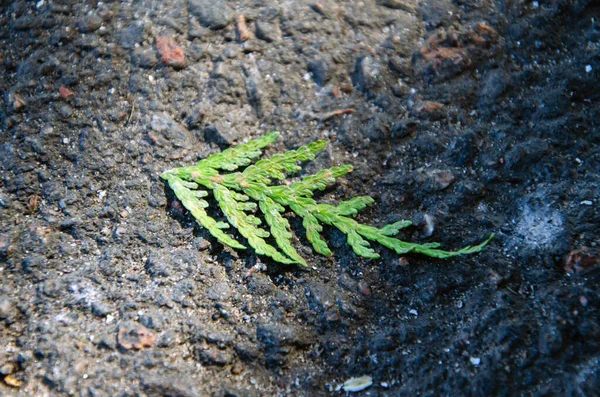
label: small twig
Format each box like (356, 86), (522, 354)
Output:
(506, 286), (520, 296)
(311, 2), (333, 18)
(147, 131), (159, 144)
(244, 261), (266, 279)
(169, 151), (189, 161)
(321, 108), (355, 121)
(126, 102), (135, 125)
(379, 0), (416, 14)
(237, 14), (250, 42)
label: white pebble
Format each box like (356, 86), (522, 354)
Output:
(423, 214), (435, 237)
(342, 376), (373, 392)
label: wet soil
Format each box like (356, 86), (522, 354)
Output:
(1, 0), (599, 395)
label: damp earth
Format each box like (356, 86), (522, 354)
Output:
(1, 0), (599, 395)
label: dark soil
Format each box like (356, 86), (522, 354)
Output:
(1, 0), (599, 395)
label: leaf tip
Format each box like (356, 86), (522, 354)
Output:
(311, 140), (327, 151)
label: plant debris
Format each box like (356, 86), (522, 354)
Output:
(161, 132), (493, 267)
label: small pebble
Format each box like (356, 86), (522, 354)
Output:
(59, 86), (74, 99)
(231, 361), (244, 375)
(0, 362), (15, 376)
(423, 214), (435, 237)
(4, 375), (21, 388)
(117, 322), (157, 350)
(58, 105), (73, 119)
(342, 376), (373, 392)
(358, 281), (371, 296)
(156, 36), (186, 70)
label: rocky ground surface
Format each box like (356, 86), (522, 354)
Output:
(1, 0), (599, 395)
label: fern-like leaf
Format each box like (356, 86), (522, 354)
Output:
(378, 220), (412, 236)
(291, 165), (353, 197)
(243, 140), (327, 184)
(212, 183), (296, 264)
(199, 131), (279, 171)
(336, 196), (375, 216)
(259, 197), (307, 266)
(161, 132), (493, 267)
(289, 197), (332, 256)
(163, 174), (245, 250)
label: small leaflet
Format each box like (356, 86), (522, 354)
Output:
(342, 375), (373, 392)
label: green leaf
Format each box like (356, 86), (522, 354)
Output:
(300, 211), (332, 256)
(161, 132), (493, 268)
(314, 208), (379, 258)
(192, 190), (209, 199)
(242, 139), (327, 183)
(357, 227), (495, 258)
(291, 165), (353, 197)
(335, 196), (375, 216)
(346, 229), (379, 259)
(259, 197), (308, 267)
(212, 183), (297, 264)
(198, 131), (279, 171)
(165, 174), (245, 250)
(378, 220), (412, 236)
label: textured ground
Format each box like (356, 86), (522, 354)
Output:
(1, 0), (599, 395)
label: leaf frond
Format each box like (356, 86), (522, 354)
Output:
(165, 174), (245, 249)
(198, 131), (279, 171)
(260, 197), (308, 267)
(291, 165), (353, 197)
(161, 132), (493, 268)
(242, 139), (327, 183)
(378, 220), (412, 236)
(335, 196), (375, 216)
(211, 183), (297, 264)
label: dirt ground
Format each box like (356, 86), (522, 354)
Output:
(1, 0), (599, 395)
